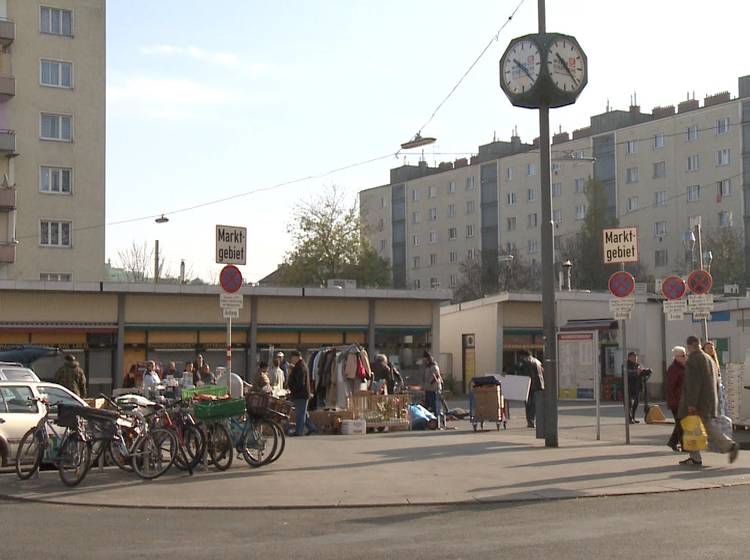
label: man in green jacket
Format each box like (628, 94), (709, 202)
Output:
(55, 354), (87, 397)
(678, 336), (738, 466)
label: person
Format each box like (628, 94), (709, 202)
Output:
(142, 360), (161, 400)
(252, 361), (273, 394)
(196, 363), (216, 385)
(626, 352), (646, 424)
(518, 349), (544, 428)
(123, 364), (138, 389)
(678, 335), (739, 466)
(182, 363), (195, 388)
(55, 354), (87, 397)
(422, 351), (444, 429)
(288, 350), (317, 436)
(164, 361), (177, 378)
(193, 354), (209, 377)
(372, 354), (393, 394)
(388, 358), (405, 394)
(666, 346), (687, 452)
(703, 341), (726, 416)
(268, 353), (287, 397)
(276, 352), (289, 389)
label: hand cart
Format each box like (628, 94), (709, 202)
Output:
(469, 380), (508, 431)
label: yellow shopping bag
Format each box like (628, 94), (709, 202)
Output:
(681, 415), (708, 451)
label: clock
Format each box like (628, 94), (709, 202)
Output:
(500, 37), (541, 95)
(546, 36), (586, 94)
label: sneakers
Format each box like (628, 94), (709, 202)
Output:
(729, 443), (740, 464)
(679, 457), (703, 467)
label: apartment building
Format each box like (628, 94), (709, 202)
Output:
(361, 74), (750, 292)
(0, 1), (105, 282)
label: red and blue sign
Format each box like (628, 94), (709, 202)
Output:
(687, 269), (712, 295)
(608, 271), (635, 298)
(219, 264), (243, 294)
(661, 275), (686, 300)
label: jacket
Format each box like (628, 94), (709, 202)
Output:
(665, 360), (685, 411)
(679, 349), (719, 420)
(520, 356), (545, 392)
(288, 360), (311, 400)
(55, 360), (87, 397)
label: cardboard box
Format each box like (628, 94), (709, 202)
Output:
(84, 398), (106, 409)
(341, 418), (366, 435)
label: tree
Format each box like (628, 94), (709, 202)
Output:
(452, 257), (482, 303)
(278, 186), (391, 288)
(452, 250), (541, 303)
(117, 241), (160, 282)
(703, 227), (745, 289)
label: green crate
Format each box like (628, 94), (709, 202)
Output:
(193, 398), (245, 420)
(181, 385), (229, 400)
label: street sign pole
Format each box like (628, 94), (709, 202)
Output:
(620, 267), (630, 445)
(695, 222), (709, 341)
(226, 315), (232, 392)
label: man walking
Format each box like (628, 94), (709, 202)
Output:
(288, 350), (317, 436)
(55, 354), (87, 397)
(518, 350), (544, 428)
(666, 346), (686, 451)
(678, 336), (739, 466)
(626, 352), (645, 424)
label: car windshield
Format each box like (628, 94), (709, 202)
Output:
(37, 385), (82, 413)
(1, 368), (39, 382)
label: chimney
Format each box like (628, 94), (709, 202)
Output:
(678, 99), (700, 113)
(552, 131), (570, 145)
(572, 126), (591, 140)
(704, 91), (731, 107)
(454, 158), (468, 168)
(651, 105), (675, 119)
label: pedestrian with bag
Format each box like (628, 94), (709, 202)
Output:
(666, 346), (686, 452)
(518, 349), (544, 428)
(55, 354), (87, 397)
(678, 336), (739, 467)
(422, 352), (445, 429)
(288, 350), (317, 436)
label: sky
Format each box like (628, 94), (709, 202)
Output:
(105, 0), (750, 283)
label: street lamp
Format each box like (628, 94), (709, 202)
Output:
(703, 250), (713, 273)
(683, 230), (696, 271)
(400, 133), (437, 150)
(497, 254), (514, 292)
(155, 214), (169, 224)
(561, 259), (573, 291)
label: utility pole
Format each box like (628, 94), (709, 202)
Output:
(154, 239), (160, 284)
(695, 222), (709, 341)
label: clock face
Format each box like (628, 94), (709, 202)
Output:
(546, 38), (585, 93)
(501, 39), (541, 94)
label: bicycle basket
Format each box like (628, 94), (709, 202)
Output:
(244, 392), (271, 418)
(192, 398), (245, 420)
(56, 403), (81, 429)
(86, 417), (119, 440)
(266, 396), (292, 419)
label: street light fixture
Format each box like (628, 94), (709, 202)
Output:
(400, 133), (437, 150)
(155, 214), (169, 224)
(703, 250), (713, 273)
(561, 259), (573, 291)
(683, 230), (696, 270)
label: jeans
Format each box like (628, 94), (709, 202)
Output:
(293, 398), (316, 436)
(689, 416), (735, 462)
(525, 389), (539, 426)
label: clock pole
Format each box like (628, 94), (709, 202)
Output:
(537, 0), (558, 448)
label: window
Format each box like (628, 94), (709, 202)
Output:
(428, 185), (437, 198)
(449, 275), (457, 289)
(554, 235), (561, 250)
(40, 166), (72, 194)
(412, 256), (420, 269)
(447, 204), (456, 217)
(575, 205), (586, 220)
(430, 277), (440, 289)
(688, 215), (702, 229)
(527, 213), (538, 228)
(506, 167), (513, 181)
(527, 163), (537, 176)
(505, 242), (516, 254)
(551, 182), (562, 197)
(653, 161), (666, 178)
(428, 231), (437, 244)
(626, 140), (637, 154)
(552, 163), (561, 174)
(40, 272), (72, 282)
(654, 133), (665, 149)
(40, 6), (73, 36)
(41, 113), (72, 141)
(448, 227), (457, 240)
(466, 224), (475, 238)
(411, 189), (418, 202)
(379, 197), (385, 209)
(36, 386), (79, 413)
(412, 234), (419, 246)
(506, 217), (516, 231)
(466, 176), (476, 190)
(553, 209), (562, 225)
(574, 178), (585, 193)
(0, 386), (38, 413)
(719, 210), (733, 228)
(411, 211), (420, 225)
(41, 59), (73, 88)
(467, 248), (477, 260)
(413, 279), (421, 290)
(40, 220), (72, 247)
(686, 125), (698, 142)
(428, 208), (437, 222)
(718, 179), (732, 198)
(507, 192), (517, 206)
(466, 200), (475, 215)
(687, 154), (700, 172)
(377, 218), (384, 232)
(527, 188), (537, 202)
(655, 191), (667, 207)
(379, 239), (386, 252)
(626, 196), (639, 213)
(528, 239), (539, 254)
(655, 249), (669, 267)
(717, 117), (729, 135)
(717, 149), (730, 166)
(625, 167), (639, 184)
(654, 221), (668, 237)
(687, 185), (700, 202)
(448, 181), (456, 193)
(449, 251), (457, 264)
(429, 254), (437, 266)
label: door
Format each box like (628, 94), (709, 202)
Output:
(462, 334), (476, 393)
(0, 385), (43, 465)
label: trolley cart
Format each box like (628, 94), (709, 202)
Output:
(469, 383), (508, 431)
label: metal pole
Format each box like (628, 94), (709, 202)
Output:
(154, 240), (160, 284)
(595, 330), (600, 441)
(537, 0), (557, 447)
(695, 223), (709, 341)
(621, 265), (631, 444)
(226, 316), (232, 395)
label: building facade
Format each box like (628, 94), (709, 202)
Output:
(361, 75), (750, 292)
(0, 0), (105, 282)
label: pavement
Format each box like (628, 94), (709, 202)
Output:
(2, 401), (749, 509)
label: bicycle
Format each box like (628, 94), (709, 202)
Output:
(225, 412), (284, 468)
(151, 399), (204, 474)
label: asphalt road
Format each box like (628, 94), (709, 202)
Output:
(2, 485), (748, 560)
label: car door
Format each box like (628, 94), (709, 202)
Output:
(0, 385), (43, 465)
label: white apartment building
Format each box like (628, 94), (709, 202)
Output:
(0, 1), (105, 282)
(360, 74), (750, 292)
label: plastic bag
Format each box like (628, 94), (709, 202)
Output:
(709, 415), (733, 452)
(681, 415), (708, 451)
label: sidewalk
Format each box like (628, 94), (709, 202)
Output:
(2, 403), (749, 509)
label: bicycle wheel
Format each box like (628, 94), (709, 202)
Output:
(174, 425), (204, 471)
(207, 422), (233, 471)
(58, 433), (91, 487)
(132, 428), (177, 480)
(241, 418), (278, 467)
(108, 435), (134, 473)
(15, 427), (44, 480)
(266, 420), (286, 465)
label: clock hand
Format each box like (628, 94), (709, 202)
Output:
(556, 53), (578, 86)
(513, 59), (534, 81)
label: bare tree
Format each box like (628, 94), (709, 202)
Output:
(116, 241), (165, 282)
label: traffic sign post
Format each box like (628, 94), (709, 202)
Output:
(661, 275), (686, 301)
(663, 299), (688, 321)
(216, 225), (247, 265)
(608, 271), (636, 298)
(602, 227), (639, 265)
(687, 269), (713, 295)
(219, 264), (244, 385)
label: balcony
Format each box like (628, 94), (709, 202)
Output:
(0, 75), (14, 100)
(0, 19), (14, 48)
(0, 186), (15, 209)
(0, 129), (15, 153)
(0, 243), (15, 263)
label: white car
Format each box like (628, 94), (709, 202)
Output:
(0, 381), (87, 467)
(0, 362), (41, 382)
